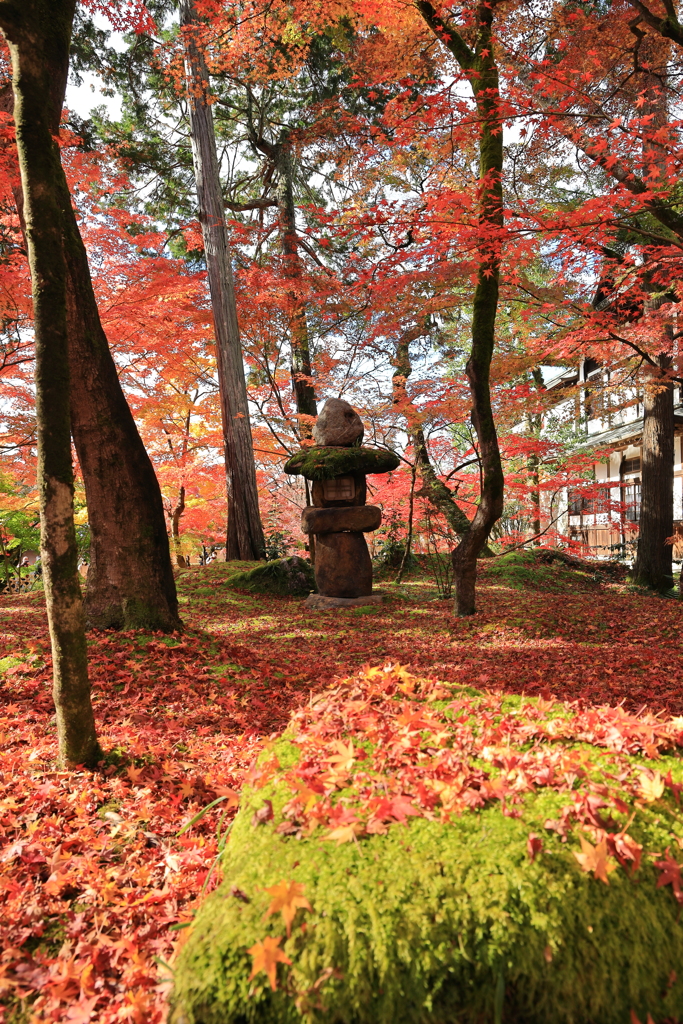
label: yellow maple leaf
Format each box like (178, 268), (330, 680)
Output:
(574, 836), (618, 884)
(638, 771), (664, 803)
(322, 821), (363, 845)
(247, 935), (292, 991)
(326, 739), (355, 773)
(264, 880), (312, 936)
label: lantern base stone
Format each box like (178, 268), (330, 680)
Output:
(304, 593), (385, 610)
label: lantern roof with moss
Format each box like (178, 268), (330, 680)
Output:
(283, 446), (400, 481)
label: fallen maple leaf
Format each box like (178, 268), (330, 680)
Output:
(264, 879), (312, 935)
(326, 739), (355, 773)
(247, 935), (292, 991)
(574, 835), (618, 884)
(322, 821), (364, 845)
(654, 850), (683, 904)
(527, 833), (543, 862)
(638, 771), (664, 803)
(251, 800), (274, 827)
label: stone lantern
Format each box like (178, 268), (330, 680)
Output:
(284, 399), (399, 608)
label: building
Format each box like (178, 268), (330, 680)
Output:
(542, 361), (683, 561)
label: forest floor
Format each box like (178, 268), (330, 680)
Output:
(0, 554), (682, 1023)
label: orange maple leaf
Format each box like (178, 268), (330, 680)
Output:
(264, 880), (312, 936)
(247, 935), (292, 991)
(574, 835), (618, 884)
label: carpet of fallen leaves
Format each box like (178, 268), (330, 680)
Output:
(1, 559), (683, 1022)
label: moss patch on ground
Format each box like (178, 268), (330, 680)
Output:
(226, 557), (316, 597)
(481, 550), (605, 593)
(170, 669), (683, 1024)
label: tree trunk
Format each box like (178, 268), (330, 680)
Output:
(180, 0), (265, 561)
(630, 38), (675, 592)
(526, 368), (544, 544)
(274, 140), (317, 434)
(0, 0), (100, 766)
(247, 120), (317, 437)
(0, 101), (181, 634)
(418, 2), (505, 615)
(171, 486), (187, 568)
(631, 358), (674, 590)
(392, 327), (472, 535)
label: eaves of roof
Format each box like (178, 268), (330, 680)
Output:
(585, 406), (683, 449)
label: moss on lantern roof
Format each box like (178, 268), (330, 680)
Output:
(283, 446), (400, 481)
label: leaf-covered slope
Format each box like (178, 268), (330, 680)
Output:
(171, 667), (683, 1024)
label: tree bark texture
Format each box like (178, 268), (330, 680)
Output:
(629, 38), (676, 591)
(418, 1), (505, 615)
(180, 0), (265, 561)
(631, 358), (674, 590)
(0, 0), (100, 766)
(0, 94), (181, 633)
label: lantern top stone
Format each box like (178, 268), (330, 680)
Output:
(312, 398), (364, 447)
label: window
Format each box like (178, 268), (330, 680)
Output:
(568, 486), (610, 516)
(322, 476), (355, 501)
(621, 457), (641, 476)
(623, 480), (641, 523)
(568, 489), (584, 515)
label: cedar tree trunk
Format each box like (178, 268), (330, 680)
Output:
(418, 1), (505, 614)
(0, 91), (181, 633)
(630, 42), (675, 591)
(180, 0), (265, 560)
(0, 0), (100, 765)
(631, 358), (674, 590)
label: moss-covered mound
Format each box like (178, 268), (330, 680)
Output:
(482, 549), (602, 592)
(226, 556), (315, 596)
(170, 669), (683, 1024)
(284, 446), (400, 481)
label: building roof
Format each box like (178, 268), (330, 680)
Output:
(586, 406), (683, 449)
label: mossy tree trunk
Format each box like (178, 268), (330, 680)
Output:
(0, 0), (100, 765)
(180, 0), (265, 561)
(418, 1), (505, 615)
(392, 326), (473, 537)
(0, 96), (180, 633)
(251, 132), (318, 437)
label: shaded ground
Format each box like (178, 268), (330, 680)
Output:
(0, 555), (681, 1022)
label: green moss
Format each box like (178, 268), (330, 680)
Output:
(227, 557), (316, 597)
(171, 779), (683, 1024)
(284, 447), (400, 481)
(0, 656), (21, 674)
(482, 551), (599, 593)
